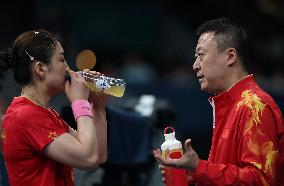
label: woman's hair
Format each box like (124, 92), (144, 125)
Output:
(0, 30), (58, 86)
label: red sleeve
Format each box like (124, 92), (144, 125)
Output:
(21, 109), (68, 154)
(194, 105), (280, 186)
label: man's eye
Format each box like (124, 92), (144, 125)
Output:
(195, 53), (202, 58)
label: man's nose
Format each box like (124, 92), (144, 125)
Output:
(193, 60), (200, 71)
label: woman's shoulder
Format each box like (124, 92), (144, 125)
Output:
(4, 97), (52, 127)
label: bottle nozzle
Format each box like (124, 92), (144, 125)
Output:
(164, 126), (176, 141)
(164, 126), (175, 135)
(164, 132), (176, 141)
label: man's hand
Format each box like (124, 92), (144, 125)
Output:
(153, 139), (200, 170)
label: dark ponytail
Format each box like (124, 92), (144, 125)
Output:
(0, 30), (58, 86)
(0, 48), (14, 70)
(0, 48), (13, 90)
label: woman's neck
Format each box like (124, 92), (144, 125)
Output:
(21, 85), (50, 109)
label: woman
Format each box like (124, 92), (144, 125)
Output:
(0, 30), (107, 186)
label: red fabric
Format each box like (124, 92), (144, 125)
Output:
(1, 97), (74, 186)
(193, 75), (284, 186)
(168, 152), (187, 186)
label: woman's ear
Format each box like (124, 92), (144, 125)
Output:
(226, 48), (237, 66)
(33, 61), (47, 80)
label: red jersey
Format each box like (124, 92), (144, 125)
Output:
(1, 97), (74, 186)
(194, 75), (284, 186)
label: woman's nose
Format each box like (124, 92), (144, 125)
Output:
(64, 62), (70, 70)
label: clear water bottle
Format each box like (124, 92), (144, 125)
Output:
(161, 127), (188, 186)
(78, 71), (126, 97)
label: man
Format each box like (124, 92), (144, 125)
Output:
(153, 18), (284, 185)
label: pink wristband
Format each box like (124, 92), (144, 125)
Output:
(71, 100), (92, 121)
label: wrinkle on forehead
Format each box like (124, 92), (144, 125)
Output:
(196, 32), (215, 52)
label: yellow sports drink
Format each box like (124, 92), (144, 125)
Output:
(78, 71), (126, 97)
(161, 127), (187, 186)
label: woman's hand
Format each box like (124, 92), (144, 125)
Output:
(83, 69), (110, 109)
(65, 69), (89, 102)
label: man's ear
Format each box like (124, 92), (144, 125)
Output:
(226, 48), (237, 66)
(33, 61), (47, 80)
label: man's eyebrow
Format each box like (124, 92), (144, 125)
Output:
(195, 47), (201, 53)
(58, 52), (65, 56)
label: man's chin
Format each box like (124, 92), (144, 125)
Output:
(200, 83), (207, 92)
(200, 85), (215, 94)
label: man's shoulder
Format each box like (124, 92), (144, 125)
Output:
(236, 85), (281, 116)
(253, 85), (278, 106)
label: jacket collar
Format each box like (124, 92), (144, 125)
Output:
(209, 75), (257, 104)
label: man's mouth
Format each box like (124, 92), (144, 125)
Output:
(197, 75), (204, 80)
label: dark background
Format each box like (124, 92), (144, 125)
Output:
(0, 1), (284, 185)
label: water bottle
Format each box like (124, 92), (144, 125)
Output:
(161, 127), (188, 186)
(78, 71), (126, 97)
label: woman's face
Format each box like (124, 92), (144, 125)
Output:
(44, 42), (69, 95)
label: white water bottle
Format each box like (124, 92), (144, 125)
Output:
(161, 127), (187, 186)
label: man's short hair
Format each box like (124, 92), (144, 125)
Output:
(196, 18), (250, 72)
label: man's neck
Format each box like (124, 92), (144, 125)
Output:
(224, 70), (249, 93)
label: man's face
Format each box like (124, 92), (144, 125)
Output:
(45, 42), (69, 94)
(193, 32), (227, 94)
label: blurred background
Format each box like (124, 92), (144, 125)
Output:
(0, 0), (284, 185)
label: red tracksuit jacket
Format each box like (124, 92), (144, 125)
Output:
(193, 75), (284, 186)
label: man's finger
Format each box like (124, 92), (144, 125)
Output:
(153, 148), (179, 167)
(159, 164), (165, 170)
(185, 139), (192, 152)
(156, 148), (162, 154)
(161, 170), (165, 176)
(154, 155), (166, 166)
